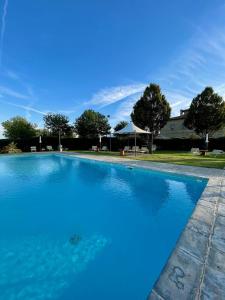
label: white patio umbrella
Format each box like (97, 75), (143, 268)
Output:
(116, 121), (150, 156)
(39, 136), (42, 151)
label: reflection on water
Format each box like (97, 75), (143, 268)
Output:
(0, 234), (108, 300)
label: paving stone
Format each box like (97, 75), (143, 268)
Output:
(192, 205), (214, 227)
(197, 199), (215, 209)
(207, 247), (225, 273)
(200, 266), (225, 299)
(154, 248), (202, 300)
(211, 215), (225, 252)
(217, 203), (225, 216)
(176, 228), (208, 262)
(187, 218), (211, 237)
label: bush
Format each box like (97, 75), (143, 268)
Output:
(1, 142), (22, 154)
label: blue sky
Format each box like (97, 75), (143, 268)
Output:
(0, 0), (225, 137)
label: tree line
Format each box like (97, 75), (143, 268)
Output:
(1, 83), (225, 153)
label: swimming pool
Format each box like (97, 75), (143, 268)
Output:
(0, 154), (207, 300)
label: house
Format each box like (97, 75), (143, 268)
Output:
(158, 109), (225, 139)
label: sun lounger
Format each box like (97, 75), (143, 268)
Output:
(191, 148), (200, 155)
(91, 146), (98, 151)
(139, 146), (149, 153)
(124, 146), (130, 152)
(101, 146), (108, 151)
(30, 146), (37, 152)
(129, 146), (139, 152)
(212, 149), (224, 155)
(46, 145), (53, 151)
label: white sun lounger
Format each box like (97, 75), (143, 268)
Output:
(30, 146), (37, 152)
(212, 149), (224, 155)
(46, 145), (53, 151)
(191, 148), (200, 155)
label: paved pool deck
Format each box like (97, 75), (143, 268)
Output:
(63, 152), (225, 300)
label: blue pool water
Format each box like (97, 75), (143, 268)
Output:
(0, 154), (207, 300)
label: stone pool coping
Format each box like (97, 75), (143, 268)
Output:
(62, 152), (225, 299)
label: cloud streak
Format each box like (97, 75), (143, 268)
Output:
(158, 24), (225, 114)
(0, 0), (8, 67)
(87, 83), (146, 108)
(0, 99), (47, 115)
(0, 85), (30, 99)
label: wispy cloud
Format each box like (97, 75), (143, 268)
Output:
(0, 0), (8, 67)
(87, 83), (146, 108)
(0, 85), (30, 99)
(0, 99), (47, 115)
(110, 92), (143, 125)
(158, 24), (225, 114)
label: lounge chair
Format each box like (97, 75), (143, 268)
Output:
(101, 146), (108, 151)
(152, 144), (157, 151)
(212, 149), (224, 155)
(30, 146), (37, 152)
(91, 146), (98, 151)
(191, 148), (200, 155)
(124, 146), (130, 152)
(139, 146), (149, 154)
(46, 145), (53, 151)
(129, 146), (140, 152)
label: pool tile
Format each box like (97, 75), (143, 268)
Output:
(187, 218), (211, 237)
(176, 227), (209, 262)
(200, 266), (225, 299)
(153, 248), (202, 300)
(192, 205), (214, 227)
(207, 247), (225, 273)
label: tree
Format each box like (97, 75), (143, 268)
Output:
(131, 83), (171, 153)
(184, 87), (225, 147)
(43, 113), (72, 136)
(2, 116), (37, 140)
(74, 109), (111, 138)
(114, 121), (128, 132)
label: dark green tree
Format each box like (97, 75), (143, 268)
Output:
(131, 83), (171, 153)
(2, 116), (37, 140)
(74, 109), (111, 138)
(43, 113), (72, 136)
(184, 87), (225, 143)
(114, 121), (128, 132)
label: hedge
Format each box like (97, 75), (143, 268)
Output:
(0, 136), (224, 152)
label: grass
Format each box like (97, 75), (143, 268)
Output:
(68, 150), (225, 169)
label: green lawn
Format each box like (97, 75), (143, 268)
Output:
(69, 150), (225, 169)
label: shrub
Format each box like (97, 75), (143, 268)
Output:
(1, 142), (22, 154)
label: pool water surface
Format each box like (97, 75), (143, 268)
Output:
(0, 154), (207, 300)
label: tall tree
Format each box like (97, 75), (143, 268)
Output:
(131, 83), (171, 153)
(114, 121), (128, 132)
(74, 109), (111, 138)
(2, 116), (37, 140)
(43, 113), (72, 136)
(184, 87), (225, 145)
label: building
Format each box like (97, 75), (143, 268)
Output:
(158, 109), (225, 139)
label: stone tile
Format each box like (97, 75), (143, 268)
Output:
(207, 247), (225, 273)
(217, 203), (225, 216)
(192, 205), (214, 227)
(154, 248), (202, 300)
(197, 199), (215, 209)
(176, 228), (208, 262)
(214, 214), (225, 227)
(187, 218), (211, 237)
(200, 266), (225, 299)
(211, 215), (225, 253)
